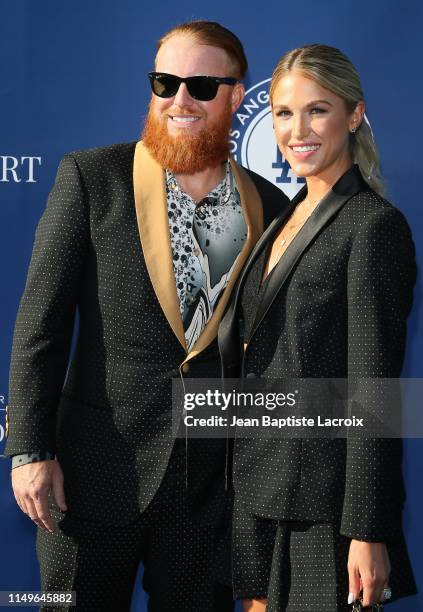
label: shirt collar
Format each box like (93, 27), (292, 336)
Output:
(165, 161), (233, 204)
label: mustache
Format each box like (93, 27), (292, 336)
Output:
(165, 107), (204, 117)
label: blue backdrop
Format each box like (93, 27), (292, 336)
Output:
(1, 1), (422, 609)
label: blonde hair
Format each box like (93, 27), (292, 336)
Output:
(155, 20), (248, 80)
(270, 44), (384, 196)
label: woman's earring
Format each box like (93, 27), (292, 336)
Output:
(350, 125), (357, 134)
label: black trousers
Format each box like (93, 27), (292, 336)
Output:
(36, 445), (233, 612)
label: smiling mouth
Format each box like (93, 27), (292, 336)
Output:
(290, 144), (321, 152)
(169, 116), (201, 123)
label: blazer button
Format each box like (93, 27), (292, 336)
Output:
(181, 363), (190, 374)
(246, 372), (256, 378)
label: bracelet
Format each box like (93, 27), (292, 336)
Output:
(11, 451), (55, 469)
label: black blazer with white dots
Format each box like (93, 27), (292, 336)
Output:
(218, 165), (417, 543)
(4, 141), (285, 527)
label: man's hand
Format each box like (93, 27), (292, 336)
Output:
(348, 539), (391, 608)
(11, 459), (67, 533)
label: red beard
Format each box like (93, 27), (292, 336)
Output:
(141, 102), (232, 174)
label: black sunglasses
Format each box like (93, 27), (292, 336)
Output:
(148, 72), (238, 101)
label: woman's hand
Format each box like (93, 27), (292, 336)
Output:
(347, 539), (391, 608)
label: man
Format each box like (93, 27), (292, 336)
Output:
(5, 20), (287, 612)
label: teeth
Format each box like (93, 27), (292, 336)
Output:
(292, 145), (320, 152)
(171, 116), (198, 122)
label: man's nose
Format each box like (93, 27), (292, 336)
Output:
(173, 82), (195, 107)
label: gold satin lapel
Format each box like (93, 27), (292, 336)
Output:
(183, 159), (264, 362)
(133, 141), (187, 351)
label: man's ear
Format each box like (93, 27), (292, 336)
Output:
(231, 82), (245, 113)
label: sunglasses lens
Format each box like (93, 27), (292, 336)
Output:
(149, 74), (223, 101)
(187, 77), (218, 101)
(151, 74), (179, 98)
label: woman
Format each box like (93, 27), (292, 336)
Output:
(218, 45), (417, 611)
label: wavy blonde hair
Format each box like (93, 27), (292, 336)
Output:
(270, 44), (384, 196)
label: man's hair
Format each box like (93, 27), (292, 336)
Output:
(155, 20), (248, 79)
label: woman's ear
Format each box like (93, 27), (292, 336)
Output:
(349, 100), (365, 132)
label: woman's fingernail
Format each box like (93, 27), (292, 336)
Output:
(348, 592), (355, 604)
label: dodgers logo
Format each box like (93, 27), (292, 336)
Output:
(230, 78), (305, 200)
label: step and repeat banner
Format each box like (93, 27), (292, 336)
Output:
(1, 1), (422, 610)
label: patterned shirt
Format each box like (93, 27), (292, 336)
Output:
(166, 162), (247, 351)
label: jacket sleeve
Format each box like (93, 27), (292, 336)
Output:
(4, 154), (89, 456)
(340, 205), (416, 542)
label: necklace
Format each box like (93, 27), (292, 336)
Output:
(263, 188), (332, 282)
(277, 195), (321, 248)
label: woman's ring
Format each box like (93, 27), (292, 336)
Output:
(382, 587), (392, 601)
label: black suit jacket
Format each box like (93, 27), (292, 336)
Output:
(4, 141), (286, 527)
(218, 165), (417, 543)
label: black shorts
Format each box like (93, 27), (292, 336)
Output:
(232, 497), (417, 611)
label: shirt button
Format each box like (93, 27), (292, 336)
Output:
(181, 363), (190, 374)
